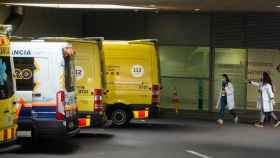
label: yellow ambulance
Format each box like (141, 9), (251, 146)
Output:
(0, 25), (17, 145)
(41, 37), (106, 128)
(102, 39), (161, 127)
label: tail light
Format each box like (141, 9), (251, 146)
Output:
(94, 89), (103, 113)
(56, 91), (65, 120)
(79, 118), (86, 128)
(152, 85), (160, 106)
(78, 117), (91, 128)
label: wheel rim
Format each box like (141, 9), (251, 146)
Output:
(112, 109), (127, 126)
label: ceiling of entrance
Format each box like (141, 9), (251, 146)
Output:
(1, 0), (280, 12)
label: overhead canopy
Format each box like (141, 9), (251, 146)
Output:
(0, 0), (280, 12)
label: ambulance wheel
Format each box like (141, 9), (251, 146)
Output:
(111, 108), (130, 127)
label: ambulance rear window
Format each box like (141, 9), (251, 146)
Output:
(64, 55), (75, 92)
(13, 57), (34, 91)
(0, 56), (14, 99)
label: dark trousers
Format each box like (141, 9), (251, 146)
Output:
(260, 106), (278, 124)
(219, 96), (237, 119)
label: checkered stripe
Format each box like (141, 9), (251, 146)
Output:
(0, 127), (17, 143)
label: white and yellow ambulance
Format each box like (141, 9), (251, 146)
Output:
(11, 40), (79, 140)
(40, 37), (106, 128)
(102, 39), (161, 127)
(0, 25), (17, 145)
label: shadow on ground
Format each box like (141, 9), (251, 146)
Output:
(2, 132), (114, 155)
(5, 137), (79, 155)
(107, 120), (218, 134)
(75, 133), (114, 140)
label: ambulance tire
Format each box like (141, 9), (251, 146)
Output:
(111, 108), (131, 127)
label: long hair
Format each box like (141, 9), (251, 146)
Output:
(262, 72), (274, 92)
(222, 74), (230, 83)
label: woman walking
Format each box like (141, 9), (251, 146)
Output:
(251, 72), (280, 128)
(216, 74), (238, 125)
(248, 78), (263, 125)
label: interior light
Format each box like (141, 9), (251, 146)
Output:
(194, 8), (201, 11)
(2, 3), (156, 10)
(149, 4), (156, 8)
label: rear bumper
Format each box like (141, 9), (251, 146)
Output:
(130, 105), (159, 119)
(33, 119), (80, 138)
(79, 112), (107, 127)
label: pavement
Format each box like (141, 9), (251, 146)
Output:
(1, 119), (280, 158)
(158, 108), (267, 124)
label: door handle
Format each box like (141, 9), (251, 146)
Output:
(3, 110), (9, 114)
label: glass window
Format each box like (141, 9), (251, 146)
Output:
(214, 48), (247, 110)
(159, 46), (210, 111)
(64, 55), (75, 92)
(247, 49), (280, 111)
(161, 77), (209, 111)
(13, 57), (34, 91)
(160, 46), (209, 78)
(0, 56), (14, 99)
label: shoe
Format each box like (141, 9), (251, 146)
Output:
(255, 123), (264, 128)
(234, 116), (239, 124)
(217, 119), (223, 125)
(274, 121), (280, 128)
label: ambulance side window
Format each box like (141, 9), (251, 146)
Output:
(13, 57), (35, 91)
(0, 56), (14, 99)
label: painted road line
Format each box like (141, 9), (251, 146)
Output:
(185, 150), (212, 158)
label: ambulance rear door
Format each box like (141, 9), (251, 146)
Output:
(13, 56), (34, 125)
(32, 57), (53, 119)
(75, 43), (95, 112)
